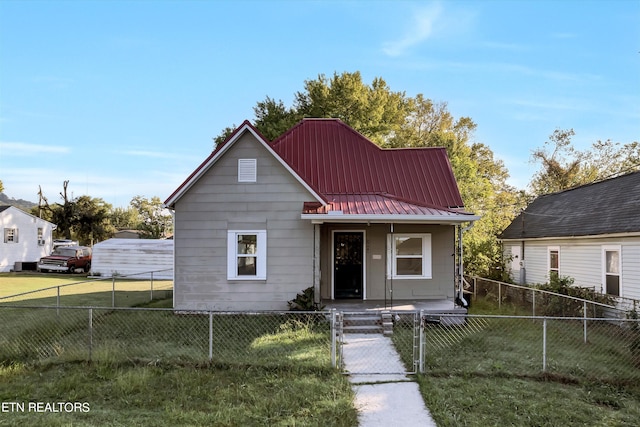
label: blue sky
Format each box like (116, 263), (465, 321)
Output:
(1, 0), (639, 208)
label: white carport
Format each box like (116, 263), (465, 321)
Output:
(91, 239), (173, 279)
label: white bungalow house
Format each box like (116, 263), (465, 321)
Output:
(0, 205), (56, 272)
(165, 119), (479, 311)
(500, 171), (640, 301)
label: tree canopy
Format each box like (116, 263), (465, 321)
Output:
(529, 128), (640, 196)
(35, 181), (115, 245)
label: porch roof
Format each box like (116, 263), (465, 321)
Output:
(301, 193), (479, 224)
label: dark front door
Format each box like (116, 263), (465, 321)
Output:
(334, 232), (364, 299)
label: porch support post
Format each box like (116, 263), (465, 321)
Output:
(313, 224), (321, 306)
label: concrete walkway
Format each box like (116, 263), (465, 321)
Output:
(342, 334), (437, 427)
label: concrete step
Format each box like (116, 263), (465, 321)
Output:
(343, 312), (393, 335)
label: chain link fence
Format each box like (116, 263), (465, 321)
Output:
(2, 304), (640, 386)
(0, 270), (173, 308)
(0, 306), (332, 368)
(421, 314), (640, 384)
(469, 276), (629, 318)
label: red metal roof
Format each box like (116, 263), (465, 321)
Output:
(166, 118), (475, 220)
(303, 194), (467, 217)
(271, 118), (465, 210)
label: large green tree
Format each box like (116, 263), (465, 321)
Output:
(35, 181), (115, 245)
(110, 206), (140, 230)
(529, 129), (640, 196)
(214, 71), (409, 145)
(130, 196), (173, 239)
(386, 94), (525, 278)
(74, 195), (115, 245)
(294, 72), (408, 145)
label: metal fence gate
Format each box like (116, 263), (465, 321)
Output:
(332, 310), (420, 375)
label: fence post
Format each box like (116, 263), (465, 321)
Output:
(542, 318), (547, 372)
(473, 277), (477, 300)
(88, 308), (93, 362)
(209, 312), (213, 362)
(419, 309), (425, 373)
(150, 272), (154, 301)
(57, 286), (60, 316)
(112, 277), (116, 307)
(583, 301), (588, 344)
(498, 282), (501, 310)
(331, 309), (336, 368)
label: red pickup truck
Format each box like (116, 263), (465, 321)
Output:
(37, 246), (92, 273)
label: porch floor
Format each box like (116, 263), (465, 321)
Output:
(322, 298), (466, 313)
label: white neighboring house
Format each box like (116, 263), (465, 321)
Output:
(91, 238), (173, 279)
(0, 205), (56, 272)
(500, 171), (640, 301)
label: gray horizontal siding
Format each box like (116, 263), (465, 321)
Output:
(173, 132), (316, 311)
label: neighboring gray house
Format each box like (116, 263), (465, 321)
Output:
(165, 119), (479, 311)
(0, 205), (56, 272)
(500, 171), (640, 300)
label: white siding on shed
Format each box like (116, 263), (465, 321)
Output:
(91, 239), (173, 279)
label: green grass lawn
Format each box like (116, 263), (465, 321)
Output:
(0, 272), (172, 307)
(0, 279), (356, 426)
(0, 360), (356, 426)
(388, 297), (640, 426)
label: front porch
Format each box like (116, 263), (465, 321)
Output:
(322, 298), (467, 314)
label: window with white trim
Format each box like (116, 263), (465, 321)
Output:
(37, 228), (44, 245)
(548, 246), (559, 281)
(603, 246), (621, 296)
(387, 233), (432, 279)
(4, 228), (18, 243)
(227, 230), (267, 280)
(238, 159), (257, 182)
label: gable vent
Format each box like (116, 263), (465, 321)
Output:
(238, 159), (257, 182)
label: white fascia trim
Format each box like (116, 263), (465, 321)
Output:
(165, 124), (326, 207)
(302, 213), (480, 224)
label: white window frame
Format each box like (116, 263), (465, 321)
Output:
(238, 159), (257, 183)
(548, 246), (560, 280)
(602, 245), (622, 296)
(4, 228), (18, 243)
(227, 230), (267, 280)
(387, 233), (432, 279)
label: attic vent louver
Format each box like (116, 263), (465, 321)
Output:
(238, 159), (257, 182)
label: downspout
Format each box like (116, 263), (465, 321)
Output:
(389, 223), (394, 310)
(455, 222), (474, 308)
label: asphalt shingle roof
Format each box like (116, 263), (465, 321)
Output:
(500, 171), (640, 240)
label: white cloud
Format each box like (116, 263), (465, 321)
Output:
(0, 141), (70, 156)
(382, 3), (444, 57)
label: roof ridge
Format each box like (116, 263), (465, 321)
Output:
(539, 169), (640, 198)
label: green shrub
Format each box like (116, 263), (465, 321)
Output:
(287, 287), (325, 311)
(536, 275), (613, 317)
